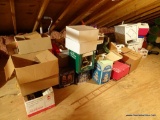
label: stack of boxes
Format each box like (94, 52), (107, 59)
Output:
(4, 32), (58, 117)
(65, 25), (99, 83)
(92, 50), (123, 84)
(114, 23), (149, 53)
(137, 23), (149, 57)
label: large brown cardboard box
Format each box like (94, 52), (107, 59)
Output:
(121, 47), (142, 72)
(4, 32), (59, 96)
(6, 31), (51, 55)
(4, 50), (59, 96)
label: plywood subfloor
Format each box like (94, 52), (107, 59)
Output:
(0, 47), (160, 120)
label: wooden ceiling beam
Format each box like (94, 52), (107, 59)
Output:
(68, 0), (109, 25)
(84, 0), (129, 25)
(126, 6), (160, 23)
(10, 0), (17, 34)
(32, 0), (50, 32)
(133, 11), (160, 23)
(98, 0), (159, 27)
(50, 0), (77, 31)
(105, 1), (160, 27)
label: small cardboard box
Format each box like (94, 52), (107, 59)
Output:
(111, 61), (130, 80)
(66, 25), (99, 42)
(137, 23), (149, 36)
(59, 67), (75, 88)
(121, 47), (142, 72)
(24, 87), (55, 117)
(92, 60), (113, 85)
(65, 37), (97, 54)
(75, 70), (91, 84)
(92, 51), (122, 84)
(69, 50), (96, 73)
(56, 51), (69, 68)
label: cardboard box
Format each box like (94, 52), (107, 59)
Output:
(7, 32), (52, 55)
(111, 61), (130, 80)
(65, 37), (97, 54)
(114, 24), (138, 44)
(65, 25), (98, 54)
(69, 50), (96, 74)
(4, 34), (59, 96)
(14, 31), (42, 40)
(92, 60), (113, 84)
(66, 25), (99, 42)
(24, 87), (55, 117)
(137, 23), (149, 36)
(56, 51), (69, 68)
(75, 70), (91, 84)
(19, 75), (58, 96)
(92, 51), (122, 84)
(59, 67), (75, 88)
(121, 47), (142, 72)
(127, 41), (139, 52)
(4, 50), (59, 96)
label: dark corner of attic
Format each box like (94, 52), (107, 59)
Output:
(1, 18), (160, 118)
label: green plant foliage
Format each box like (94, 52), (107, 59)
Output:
(148, 34), (157, 43)
(155, 17), (160, 25)
(150, 26), (160, 35)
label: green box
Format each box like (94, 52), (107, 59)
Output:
(69, 50), (96, 73)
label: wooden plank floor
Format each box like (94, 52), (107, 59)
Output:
(0, 47), (160, 120)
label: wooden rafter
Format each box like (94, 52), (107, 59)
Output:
(50, 0), (77, 31)
(133, 11), (160, 23)
(98, 0), (159, 27)
(68, 0), (109, 25)
(84, 0), (129, 25)
(106, 1), (160, 27)
(10, 0), (17, 34)
(126, 5), (160, 23)
(32, 0), (50, 32)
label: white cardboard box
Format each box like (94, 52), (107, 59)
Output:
(24, 87), (55, 117)
(65, 37), (97, 54)
(66, 25), (99, 42)
(114, 24), (138, 44)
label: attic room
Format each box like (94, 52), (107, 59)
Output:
(0, 0), (160, 119)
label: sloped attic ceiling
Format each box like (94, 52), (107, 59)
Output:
(0, 0), (160, 35)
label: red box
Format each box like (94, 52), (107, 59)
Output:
(111, 61), (130, 80)
(138, 28), (149, 36)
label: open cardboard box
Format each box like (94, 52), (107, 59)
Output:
(109, 42), (142, 72)
(121, 47), (142, 72)
(93, 47), (123, 84)
(24, 87), (55, 117)
(4, 32), (59, 96)
(6, 31), (51, 55)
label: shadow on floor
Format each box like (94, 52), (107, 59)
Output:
(53, 84), (78, 105)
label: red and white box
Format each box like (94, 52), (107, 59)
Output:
(111, 61), (130, 80)
(137, 23), (149, 36)
(24, 87), (55, 117)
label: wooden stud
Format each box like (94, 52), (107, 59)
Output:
(10, 0), (17, 35)
(32, 0), (50, 32)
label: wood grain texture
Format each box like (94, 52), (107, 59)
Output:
(0, 47), (160, 120)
